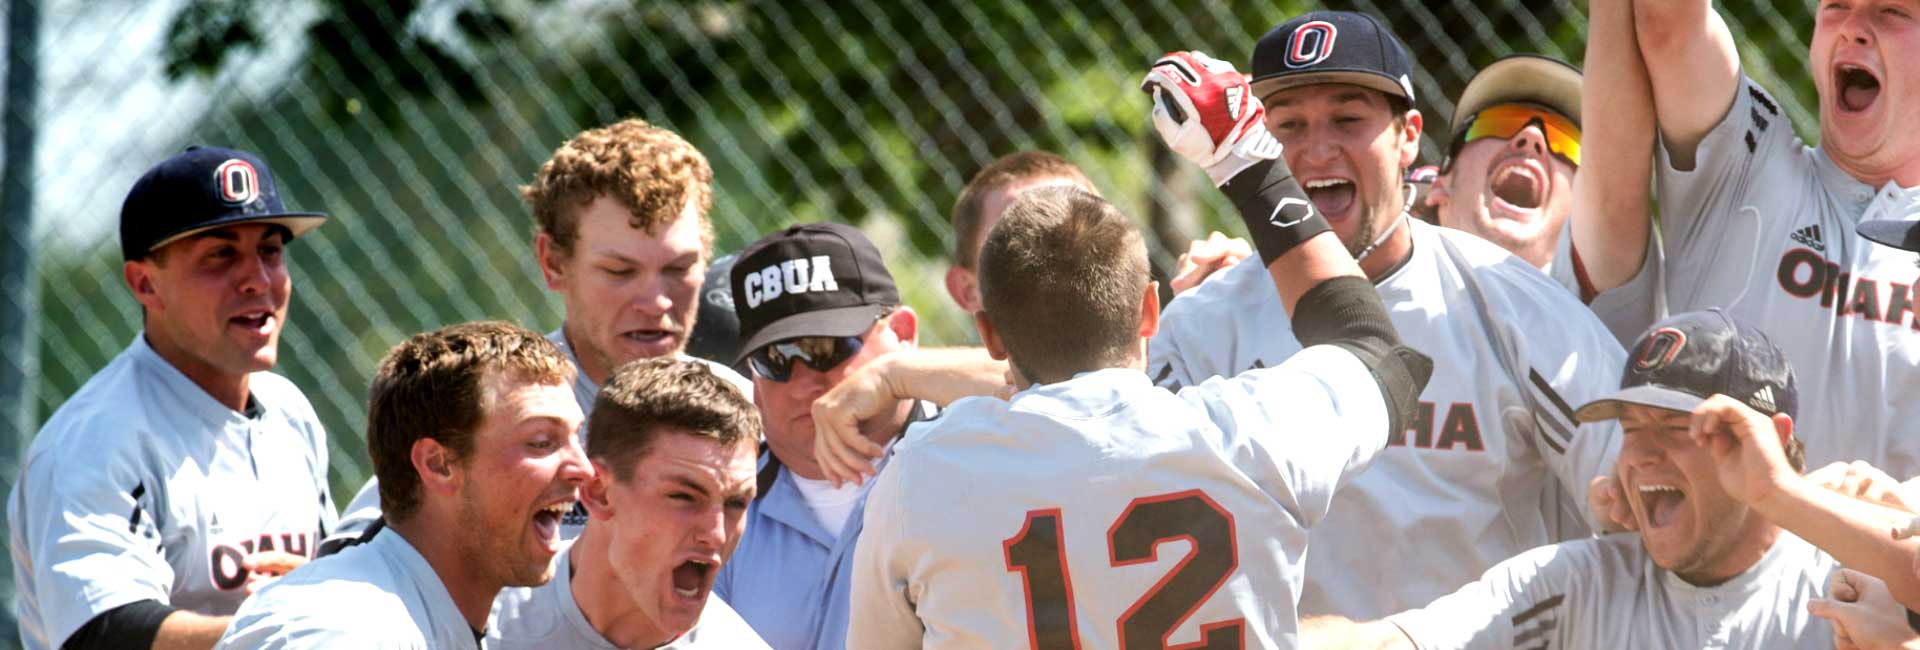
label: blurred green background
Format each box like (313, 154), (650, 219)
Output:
(0, 0), (1819, 645)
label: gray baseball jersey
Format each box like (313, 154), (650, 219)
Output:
(8, 335), (335, 650)
(216, 526), (481, 650)
(1544, 217), (1668, 347)
(1619, 74), (1920, 474)
(325, 328), (751, 548)
(489, 541), (771, 649)
(1385, 531), (1836, 649)
(851, 346), (1392, 649)
(1149, 218), (1626, 620)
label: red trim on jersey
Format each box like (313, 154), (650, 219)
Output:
(1568, 239), (1598, 304)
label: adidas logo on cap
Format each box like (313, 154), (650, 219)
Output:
(1750, 385), (1777, 413)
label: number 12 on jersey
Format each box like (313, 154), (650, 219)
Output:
(1002, 489), (1245, 650)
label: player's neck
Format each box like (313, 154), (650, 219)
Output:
(1357, 217), (1414, 282)
(1673, 523), (1782, 588)
(387, 517), (501, 631)
(571, 526), (676, 647)
(1826, 144), (1920, 190)
(142, 331), (252, 412)
(559, 325), (613, 387)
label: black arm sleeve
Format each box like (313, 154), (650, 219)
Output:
(1290, 275), (1433, 438)
(61, 599), (174, 650)
(1219, 157), (1330, 265)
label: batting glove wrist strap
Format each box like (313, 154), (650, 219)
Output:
(1221, 158), (1330, 265)
(1142, 51), (1279, 186)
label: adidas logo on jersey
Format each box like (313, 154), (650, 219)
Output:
(1750, 386), (1777, 413)
(1790, 224), (1825, 252)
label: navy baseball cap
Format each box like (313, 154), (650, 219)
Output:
(1859, 219), (1920, 252)
(1574, 309), (1798, 424)
(120, 146), (327, 261)
(730, 223), (900, 364)
(1251, 11), (1416, 104)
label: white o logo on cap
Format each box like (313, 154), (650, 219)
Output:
(1286, 21), (1338, 69)
(214, 159), (260, 205)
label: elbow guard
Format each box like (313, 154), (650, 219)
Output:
(1291, 275), (1433, 437)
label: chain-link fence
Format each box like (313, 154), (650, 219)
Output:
(1, 0), (1819, 646)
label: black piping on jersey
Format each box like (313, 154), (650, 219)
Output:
(1434, 233), (1577, 457)
(127, 483), (146, 534)
(754, 400), (936, 501)
(1527, 369), (1578, 453)
(315, 516), (386, 558)
(1510, 592), (1563, 650)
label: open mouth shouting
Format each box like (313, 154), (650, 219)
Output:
(1486, 158), (1547, 216)
(533, 500), (572, 553)
(1836, 62), (1882, 115)
(617, 326), (684, 358)
(670, 555), (720, 602)
(1637, 483), (1687, 530)
(1304, 177), (1358, 222)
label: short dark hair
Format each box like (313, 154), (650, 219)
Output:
(586, 357), (762, 483)
(951, 152), (1097, 269)
(978, 187), (1148, 384)
(368, 321), (573, 523)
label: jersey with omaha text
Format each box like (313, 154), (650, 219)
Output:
(216, 527), (479, 650)
(1627, 73), (1920, 474)
(8, 335), (334, 650)
(323, 328), (751, 552)
(850, 347), (1391, 649)
(1149, 218), (1626, 620)
(489, 541), (772, 649)
(1385, 532), (1835, 650)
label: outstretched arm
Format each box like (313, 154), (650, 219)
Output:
(1571, 0), (1656, 292)
(1631, 0), (1741, 168)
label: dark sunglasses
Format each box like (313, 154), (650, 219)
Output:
(747, 335), (866, 383)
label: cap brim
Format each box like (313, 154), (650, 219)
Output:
(1251, 70), (1410, 104)
(733, 304), (893, 364)
(145, 212), (329, 254)
(1573, 385), (1708, 424)
(1859, 220), (1920, 252)
(1450, 55), (1583, 133)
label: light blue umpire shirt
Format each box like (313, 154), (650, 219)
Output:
(714, 401), (933, 650)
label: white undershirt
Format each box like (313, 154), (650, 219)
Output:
(789, 473), (866, 539)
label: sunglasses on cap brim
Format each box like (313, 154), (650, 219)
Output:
(1443, 104), (1581, 171)
(748, 335), (866, 383)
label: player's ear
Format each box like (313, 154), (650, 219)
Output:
(944, 266), (978, 314)
(1398, 111), (1424, 168)
(884, 307), (918, 347)
(535, 232), (568, 291)
(411, 438), (461, 496)
(1137, 281), (1161, 339)
(974, 311), (1008, 361)
(1426, 172), (1452, 210)
(124, 260), (163, 312)
(580, 461), (615, 520)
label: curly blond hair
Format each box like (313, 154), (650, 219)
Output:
(522, 118), (715, 257)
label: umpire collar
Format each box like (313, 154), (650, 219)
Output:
(755, 399), (936, 501)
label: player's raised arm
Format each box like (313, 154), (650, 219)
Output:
(1571, 0), (1656, 292)
(1142, 51), (1432, 432)
(1631, 0), (1739, 166)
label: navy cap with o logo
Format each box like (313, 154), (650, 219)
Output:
(1573, 309), (1798, 424)
(729, 223), (901, 364)
(1250, 10), (1416, 105)
(119, 145), (328, 262)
